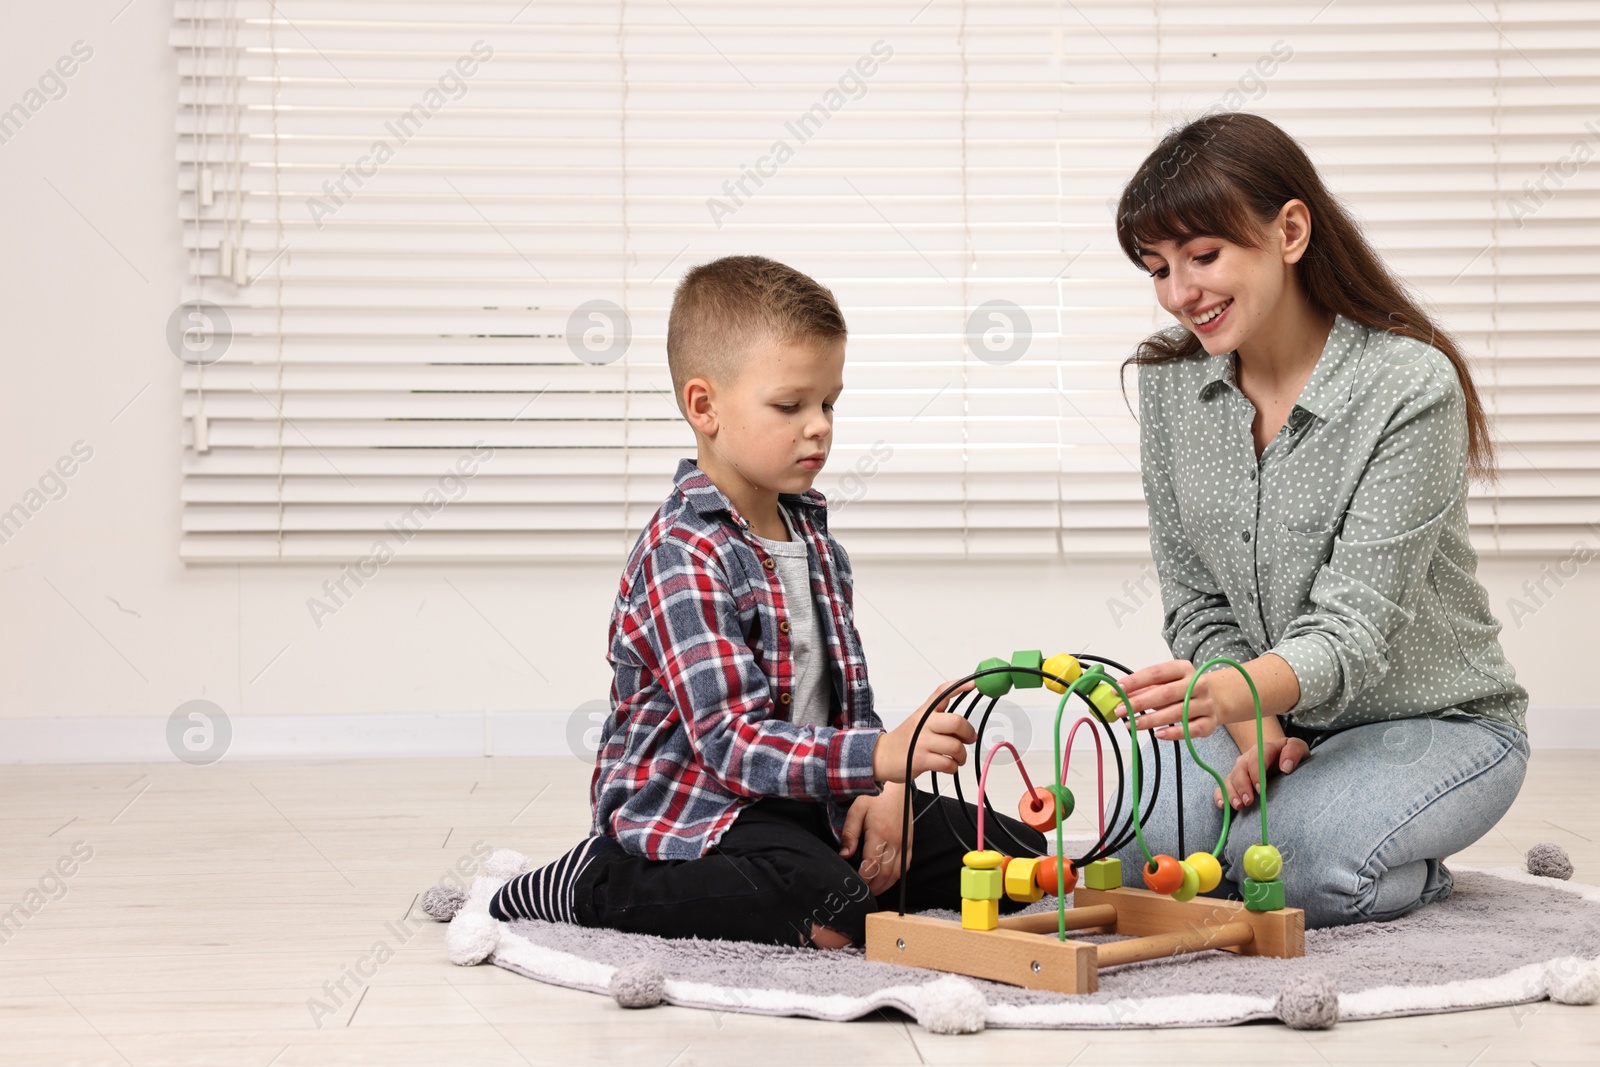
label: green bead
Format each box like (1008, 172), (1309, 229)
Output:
(1009, 649), (1044, 688)
(1047, 784), (1075, 822)
(1171, 860), (1201, 901)
(1243, 877), (1286, 912)
(974, 657), (1013, 698)
(961, 865), (1003, 901)
(1086, 681), (1122, 723)
(1243, 844), (1283, 882)
(1082, 857), (1122, 890)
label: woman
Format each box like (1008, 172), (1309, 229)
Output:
(1106, 112), (1528, 929)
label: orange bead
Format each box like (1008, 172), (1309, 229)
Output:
(1018, 787), (1058, 832)
(1141, 854), (1184, 895)
(1035, 856), (1076, 896)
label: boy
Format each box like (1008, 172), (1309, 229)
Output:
(491, 256), (1045, 948)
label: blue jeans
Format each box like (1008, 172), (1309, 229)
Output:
(1103, 712), (1529, 929)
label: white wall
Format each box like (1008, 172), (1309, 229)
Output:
(1, 3), (1593, 758)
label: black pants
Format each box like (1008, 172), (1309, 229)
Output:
(573, 788), (1048, 947)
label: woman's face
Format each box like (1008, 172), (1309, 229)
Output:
(1135, 203), (1309, 356)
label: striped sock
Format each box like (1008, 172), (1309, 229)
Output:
(489, 835), (618, 925)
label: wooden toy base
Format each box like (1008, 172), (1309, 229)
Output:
(865, 885), (1305, 995)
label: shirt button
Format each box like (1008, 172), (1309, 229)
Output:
(779, 620), (791, 633)
(763, 558), (775, 570)
(1241, 530), (1252, 543)
(779, 692), (792, 705)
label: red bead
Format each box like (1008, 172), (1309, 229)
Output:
(1141, 854), (1184, 895)
(1035, 856), (1076, 896)
(1018, 788), (1058, 832)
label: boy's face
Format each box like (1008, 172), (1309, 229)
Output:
(690, 335), (845, 497)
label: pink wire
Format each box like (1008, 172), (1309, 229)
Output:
(1059, 716), (1106, 838)
(976, 741), (1036, 851)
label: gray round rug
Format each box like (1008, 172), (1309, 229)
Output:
(436, 859), (1600, 1032)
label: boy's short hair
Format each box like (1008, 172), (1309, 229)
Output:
(666, 255), (847, 411)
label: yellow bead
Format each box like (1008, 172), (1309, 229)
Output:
(1004, 857), (1044, 903)
(961, 897), (999, 930)
(1042, 653), (1082, 694)
(1185, 851), (1223, 894)
(963, 850), (1004, 870)
(1087, 681), (1123, 723)
(961, 866), (1003, 901)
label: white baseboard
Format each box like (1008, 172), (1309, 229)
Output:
(0, 705), (1592, 763)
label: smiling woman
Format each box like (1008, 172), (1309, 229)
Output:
(1103, 113), (1530, 931)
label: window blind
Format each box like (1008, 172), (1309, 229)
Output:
(173, 0), (1600, 561)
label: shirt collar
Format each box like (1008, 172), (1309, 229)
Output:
(672, 458), (830, 532)
(1195, 313), (1364, 422)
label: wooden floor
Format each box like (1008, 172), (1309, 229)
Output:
(2, 752), (1596, 1066)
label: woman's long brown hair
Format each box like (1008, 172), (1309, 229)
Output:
(1116, 111), (1494, 479)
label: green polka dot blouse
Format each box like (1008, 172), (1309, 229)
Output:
(1137, 313), (1527, 733)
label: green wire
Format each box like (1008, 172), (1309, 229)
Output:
(1050, 672), (1108, 942)
(1182, 657), (1270, 850)
(1046, 659), (1268, 941)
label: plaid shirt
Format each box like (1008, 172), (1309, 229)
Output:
(591, 459), (884, 860)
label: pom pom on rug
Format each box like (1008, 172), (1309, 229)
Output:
(445, 911), (501, 967)
(484, 849), (531, 880)
(1545, 957), (1600, 1005)
(1276, 972), (1340, 1030)
(419, 883), (467, 922)
(610, 961), (666, 1008)
(915, 975), (987, 1034)
(1525, 843), (1574, 881)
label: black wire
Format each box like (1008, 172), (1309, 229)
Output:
(894, 656), (1164, 914)
(1173, 738), (1185, 860)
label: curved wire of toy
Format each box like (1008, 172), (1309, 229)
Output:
(939, 687), (1131, 863)
(1057, 715), (1106, 839)
(896, 659), (1145, 921)
(921, 670), (1146, 870)
(1183, 657), (1270, 848)
(936, 655), (1150, 863)
(973, 740), (1034, 851)
(1126, 657), (1268, 871)
(1047, 670), (1127, 940)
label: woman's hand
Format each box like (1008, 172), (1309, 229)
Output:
(1118, 659), (1230, 739)
(839, 783), (912, 896)
(1215, 737), (1310, 809)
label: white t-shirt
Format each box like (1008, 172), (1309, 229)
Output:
(754, 509), (831, 731)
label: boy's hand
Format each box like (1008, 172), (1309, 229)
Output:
(839, 783), (911, 896)
(1214, 737), (1310, 809)
(871, 680), (976, 783)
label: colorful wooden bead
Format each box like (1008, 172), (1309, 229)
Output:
(963, 850), (1004, 870)
(1082, 857), (1122, 890)
(1005, 857), (1044, 903)
(1185, 851), (1224, 894)
(1243, 843), (1283, 882)
(961, 866), (1003, 901)
(1171, 860), (1201, 901)
(1035, 856), (1076, 897)
(1047, 784), (1075, 822)
(1141, 854), (1184, 895)
(1018, 787), (1058, 832)
(1042, 653), (1082, 694)
(974, 657), (1013, 698)
(1086, 681), (1123, 723)
(961, 897), (999, 930)
(1243, 877), (1286, 912)
(1009, 649), (1044, 688)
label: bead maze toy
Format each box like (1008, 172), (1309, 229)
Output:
(864, 652), (1304, 994)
